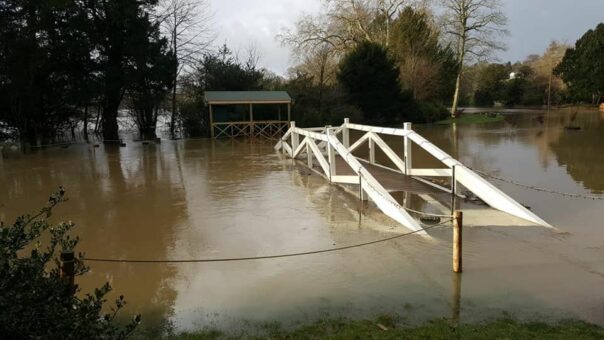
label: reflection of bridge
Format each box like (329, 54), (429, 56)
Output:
(275, 119), (553, 235)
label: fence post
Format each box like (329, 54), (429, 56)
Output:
(453, 210), (463, 273)
(403, 122), (412, 174)
(60, 251), (76, 296)
(343, 118), (350, 148)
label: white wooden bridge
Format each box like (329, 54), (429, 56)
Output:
(275, 119), (553, 235)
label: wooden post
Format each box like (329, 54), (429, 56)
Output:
(60, 251), (76, 296)
(209, 104), (215, 138)
(287, 103), (291, 122)
(326, 127), (336, 181)
(249, 103), (254, 137)
(343, 118), (350, 148)
(403, 122), (412, 174)
(453, 210), (463, 273)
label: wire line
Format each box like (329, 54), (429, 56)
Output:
(83, 221), (451, 264)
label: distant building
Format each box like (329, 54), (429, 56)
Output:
(509, 72), (522, 80)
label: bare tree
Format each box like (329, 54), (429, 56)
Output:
(278, 0), (426, 56)
(443, 0), (507, 116)
(156, 0), (214, 139)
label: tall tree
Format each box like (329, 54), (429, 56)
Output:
(443, 0), (507, 116)
(555, 23), (604, 105)
(525, 41), (569, 108)
(127, 19), (176, 140)
(0, 1), (90, 145)
(390, 7), (457, 102)
(80, 0), (161, 141)
(338, 41), (404, 123)
(156, 0), (213, 139)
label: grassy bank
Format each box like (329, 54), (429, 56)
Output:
(173, 317), (604, 339)
(435, 113), (504, 125)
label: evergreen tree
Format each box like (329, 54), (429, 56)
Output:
(337, 41), (405, 123)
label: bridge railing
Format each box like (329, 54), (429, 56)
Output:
(275, 118), (553, 232)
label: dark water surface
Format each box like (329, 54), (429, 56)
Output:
(1, 110), (604, 333)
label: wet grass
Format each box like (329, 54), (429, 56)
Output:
(435, 113), (504, 125)
(171, 317), (604, 339)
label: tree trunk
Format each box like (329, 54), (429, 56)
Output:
(450, 37), (466, 117)
(170, 32), (178, 140)
(450, 71), (462, 117)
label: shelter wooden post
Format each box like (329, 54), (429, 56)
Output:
(287, 103), (291, 122)
(249, 103), (254, 137)
(209, 104), (215, 138)
(403, 122), (412, 174)
(343, 118), (350, 148)
(453, 210), (463, 273)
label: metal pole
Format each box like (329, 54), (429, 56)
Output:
(453, 210), (463, 273)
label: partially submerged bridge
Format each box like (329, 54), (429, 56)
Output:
(275, 119), (553, 235)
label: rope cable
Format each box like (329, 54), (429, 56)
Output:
(83, 220), (451, 264)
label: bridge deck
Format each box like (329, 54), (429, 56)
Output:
(310, 155), (443, 195)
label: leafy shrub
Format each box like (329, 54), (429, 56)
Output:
(0, 189), (140, 338)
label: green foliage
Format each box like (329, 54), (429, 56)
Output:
(555, 23), (604, 104)
(0, 0), (175, 143)
(473, 63), (510, 106)
(0, 1), (95, 145)
(0, 189), (139, 338)
(196, 45), (264, 92)
(338, 42), (406, 124)
(173, 317), (604, 339)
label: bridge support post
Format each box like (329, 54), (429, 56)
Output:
(306, 143), (313, 168)
(326, 127), (336, 181)
(403, 122), (412, 174)
(290, 121), (298, 157)
(453, 210), (463, 273)
(343, 118), (350, 148)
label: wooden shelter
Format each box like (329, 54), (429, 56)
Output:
(204, 91), (292, 138)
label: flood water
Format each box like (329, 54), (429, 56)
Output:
(1, 109), (604, 335)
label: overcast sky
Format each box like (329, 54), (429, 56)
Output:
(209, 0), (604, 76)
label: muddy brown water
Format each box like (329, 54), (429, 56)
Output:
(1, 110), (604, 334)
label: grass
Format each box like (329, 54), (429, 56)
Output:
(171, 317), (604, 339)
(435, 113), (504, 125)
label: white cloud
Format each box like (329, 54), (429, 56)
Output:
(210, 0), (322, 76)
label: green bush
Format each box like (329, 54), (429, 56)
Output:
(0, 189), (139, 338)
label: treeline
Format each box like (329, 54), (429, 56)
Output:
(0, 1), (180, 145)
(1, 1), (603, 144)
(280, 4), (462, 126)
(459, 33), (603, 108)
